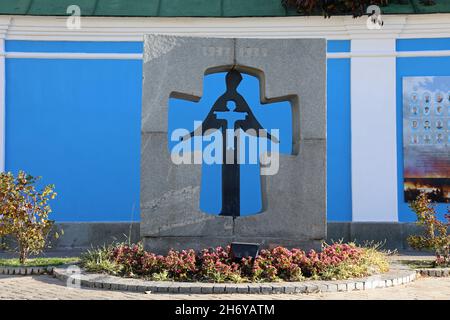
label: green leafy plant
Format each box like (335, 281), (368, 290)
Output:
(0, 171), (58, 264)
(407, 192), (449, 267)
(80, 244), (122, 275)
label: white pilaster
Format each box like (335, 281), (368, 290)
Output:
(350, 38), (398, 222)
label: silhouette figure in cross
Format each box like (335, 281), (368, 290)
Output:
(181, 70), (279, 217)
(214, 101), (247, 150)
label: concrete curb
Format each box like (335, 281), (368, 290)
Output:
(416, 268), (450, 277)
(53, 266), (417, 294)
(0, 266), (54, 275)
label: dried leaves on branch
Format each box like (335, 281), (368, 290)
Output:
(282, 1), (436, 18)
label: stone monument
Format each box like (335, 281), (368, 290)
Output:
(141, 35), (326, 253)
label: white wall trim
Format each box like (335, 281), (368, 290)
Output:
(0, 14), (449, 41)
(350, 39), (399, 222)
(0, 50), (448, 60)
(3, 52), (143, 60)
(328, 50), (450, 59)
(396, 50), (450, 57)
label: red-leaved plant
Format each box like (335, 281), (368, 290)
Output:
(110, 243), (164, 276)
(82, 242), (389, 282)
(199, 246), (241, 282)
(164, 249), (198, 281)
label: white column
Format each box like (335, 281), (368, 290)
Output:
(0, 38), (5, 172)
(350, 39), (398, 222)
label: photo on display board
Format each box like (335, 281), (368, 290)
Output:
(410, 105), (419, 116)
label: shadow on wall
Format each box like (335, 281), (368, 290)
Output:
(327, 222), (428, 251)
(0, 222), (429, 252)
(0, 222), (140, 252)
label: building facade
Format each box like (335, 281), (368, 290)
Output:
(1, 2), (449, 248)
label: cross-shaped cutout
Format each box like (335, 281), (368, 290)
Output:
(168, 68), (298, 217)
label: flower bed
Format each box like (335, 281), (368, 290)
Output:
(80, 242), (389, 283)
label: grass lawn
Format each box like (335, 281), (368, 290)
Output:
(0, 257), (79, 267)
(399, 260), (438, 269)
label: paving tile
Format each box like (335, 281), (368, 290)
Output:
(0, 272), (449, 300)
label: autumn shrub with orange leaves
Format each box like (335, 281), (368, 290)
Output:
(407, 192), (449, 267)
(0, 171), (58, 264)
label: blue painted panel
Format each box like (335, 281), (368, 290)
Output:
(396, 56), (450, 222)
(5, 40), (143, 53)
(397, 38), (450, 52)
(327, 40), (351, 53)
(326, 58), (352, 221)
(3, 39), (355, 222)
(5, 58), (142, 222)
(168, 72), (292, 216)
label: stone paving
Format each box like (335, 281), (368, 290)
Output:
(51, 265), (416, 294)
(0, 275), (449, 300)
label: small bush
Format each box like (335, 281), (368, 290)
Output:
(252, 247), (303, 282)
(0, 171), (58, 264)
(313, 243), (389, 280)
(164, 249), (198, 281)
(407, 192), (449, 267)
(110, 242), (165, 277)
(80, 245), (121, 275)
(199, 246), (243, 283)
(81, 242), (390, 283)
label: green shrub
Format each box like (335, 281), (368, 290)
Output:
(80, 245), (121, 275)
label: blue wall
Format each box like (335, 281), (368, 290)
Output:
(5, 40), (143, 53)
(397, 38), (450, 52)
(326, 41), (352, 221)
(327, 40), (351, 53)
(5, 42), (142, 222)
(4, 40), (351, 222)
